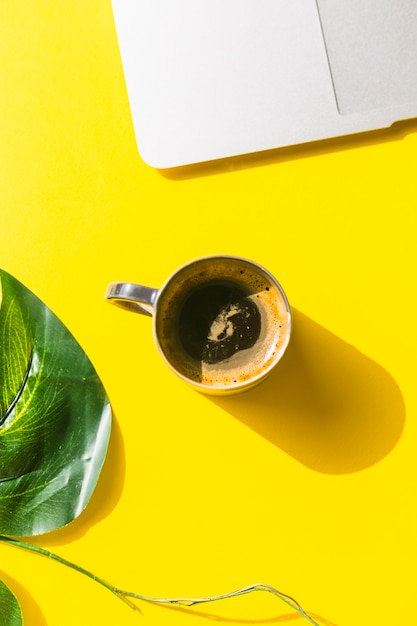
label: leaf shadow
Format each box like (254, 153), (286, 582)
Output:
(0, 570), (47, 626)
(34, 411), (126, 546)
(211, 310), (405, 474)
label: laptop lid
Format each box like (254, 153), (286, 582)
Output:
(111, 0), (417, 168)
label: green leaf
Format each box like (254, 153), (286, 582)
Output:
(0, 269), (111, 536)
(0, 579), (23, 626)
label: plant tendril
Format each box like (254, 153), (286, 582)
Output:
(0, 535), (319, 625)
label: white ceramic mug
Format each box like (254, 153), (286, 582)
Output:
(105, 255), (291, 395)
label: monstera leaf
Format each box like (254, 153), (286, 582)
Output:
(0, 579), (22, 626)
(0, 269), (111, 536)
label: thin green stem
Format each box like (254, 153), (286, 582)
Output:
(0, 535), (319, 625)
(0, 535), (135, 609)
(116, 583), (320, 625)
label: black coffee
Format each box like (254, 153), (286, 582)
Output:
(178, 281), (261, 364)
(156, 257), (289, 387)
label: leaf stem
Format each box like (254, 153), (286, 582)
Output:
(0, 535), (320, 625)
(0, 535), (135, 609)
(115, 583), (320, 625)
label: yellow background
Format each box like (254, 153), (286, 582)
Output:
(1, 2), (416, 625)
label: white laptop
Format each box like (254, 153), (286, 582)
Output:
(111, 0), (417, 168)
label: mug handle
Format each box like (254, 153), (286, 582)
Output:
(105, 282), (158, 317)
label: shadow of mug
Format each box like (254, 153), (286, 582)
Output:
(211, 310), (405, 474)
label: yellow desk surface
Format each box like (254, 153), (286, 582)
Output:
(1, 3), (416, 625)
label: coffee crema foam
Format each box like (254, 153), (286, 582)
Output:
(156, 259), (290, 388)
